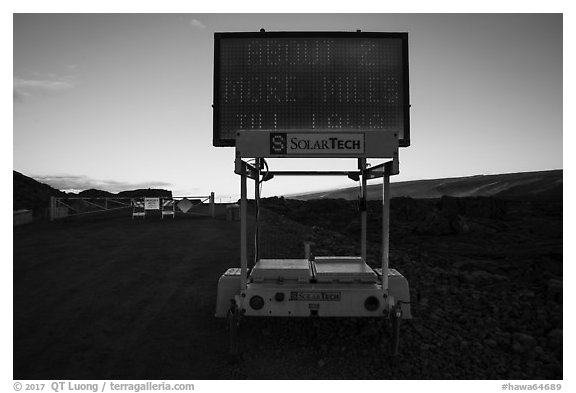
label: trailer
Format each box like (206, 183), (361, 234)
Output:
(212, 31), (412, 356)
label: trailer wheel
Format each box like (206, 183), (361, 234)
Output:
(228, 301), (240, 359)
(390, 304), (402, 356)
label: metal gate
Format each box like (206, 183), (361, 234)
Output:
(50, 193), (215, 221)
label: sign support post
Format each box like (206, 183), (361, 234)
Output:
(240, 171), (248, 290)
(210, 192), (215, 217)
(381, 162), (391, 294)
(359, 158), (367, 262)
(254, 158), (261, 264)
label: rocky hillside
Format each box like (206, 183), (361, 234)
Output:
(289, 170), (562, 201)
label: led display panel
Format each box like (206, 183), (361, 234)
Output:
(213, 32), (409, 147)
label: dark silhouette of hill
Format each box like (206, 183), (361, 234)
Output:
(117, 189), (172, 198)
(71, 188), (172, 199)
(288, 170), (562, 201)
(13, 170), (66, 216)
(77, 189), (116, 198)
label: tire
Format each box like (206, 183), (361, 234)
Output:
(228, 303), (240, 358)
(390, 305), (402, 356)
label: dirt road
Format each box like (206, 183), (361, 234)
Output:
(14, 214), (250, 379)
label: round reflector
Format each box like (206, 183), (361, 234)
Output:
(249, 295), (265, 310)
(364, 296), (379, 311)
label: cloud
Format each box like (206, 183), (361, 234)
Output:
(14, 76), (75, 91)
(13, 75), (77, 102)
(13, 89), (25, 103)
(33, 174), (172, 194)
(188, 18), (206, 30)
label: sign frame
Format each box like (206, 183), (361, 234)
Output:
(213, 31), (410, 148)
(144, 197), (160, 210)
(236, 129), (398, 159)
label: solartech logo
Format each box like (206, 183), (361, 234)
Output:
(289, 291), (341, 301)
(270, 133), (288, 154)
(270, 132), (365, 155)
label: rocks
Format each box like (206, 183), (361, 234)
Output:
(452, 214), (470, 234)
(460, 270), (507, 284)
(414, 212), (452, 235)
(512, 342), (525, 353)
(546, 279), (563, 304)
(439, 196), (508, 219)
(509, 333), (537, 355)
(484, 339), (498, 348)
(414, 209), (470, 235)
(431, 309), (446, 320)
(261, 328), (271, 337)
(495, 332), (511, 346)
(546, 329), (562, 350)
(513, 332), (536, 346)
(419, 297), (429, 309)
(526, 361), (538, 370)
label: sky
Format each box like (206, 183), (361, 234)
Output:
(13, 13), (563, 200)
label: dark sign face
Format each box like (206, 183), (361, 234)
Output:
(213, 32), (409, 147)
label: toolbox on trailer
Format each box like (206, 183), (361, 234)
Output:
(313, 256), (378, 283)
(250, 259), (313, 283)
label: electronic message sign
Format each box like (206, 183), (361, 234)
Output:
(213, 32), (409, 147)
